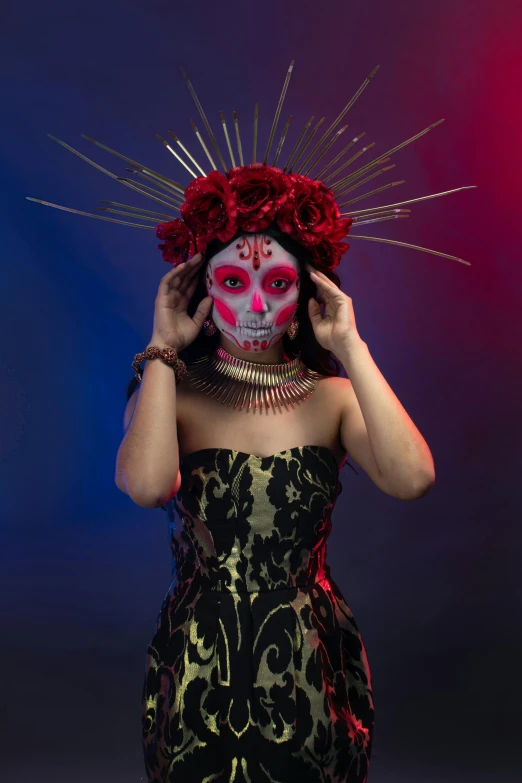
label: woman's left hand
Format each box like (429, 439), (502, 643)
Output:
(305, 263), (361, 354)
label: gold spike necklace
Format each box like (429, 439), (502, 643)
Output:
(185, 345), (324, 413)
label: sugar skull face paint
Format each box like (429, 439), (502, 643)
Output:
(205, 234), (300, 353)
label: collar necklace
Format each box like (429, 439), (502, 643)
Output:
(185, 345), (324, 412)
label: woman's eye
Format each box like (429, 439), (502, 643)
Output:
(222, 277), (291, 290)
(223, 277), (244, 288)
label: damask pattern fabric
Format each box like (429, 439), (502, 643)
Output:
(142, 445), (375, 782)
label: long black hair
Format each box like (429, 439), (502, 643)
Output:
(126, 223), (343, 402)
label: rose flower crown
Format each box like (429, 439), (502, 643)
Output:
(27, 61), (475, 273)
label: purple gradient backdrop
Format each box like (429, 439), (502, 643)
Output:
(1, 0), (521, 780)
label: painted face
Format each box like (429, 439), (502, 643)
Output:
(205, 234), (300, 354)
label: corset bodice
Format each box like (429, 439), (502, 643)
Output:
(165, 445), (342, 593)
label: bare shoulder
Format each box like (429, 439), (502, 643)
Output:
(317, 374), (354, 410)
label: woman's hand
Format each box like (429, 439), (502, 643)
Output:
(149, 253), (213, 351)
(305, 263), (361, 354)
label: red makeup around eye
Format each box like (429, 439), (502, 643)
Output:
(214, 265), (249, 292)
(214, 264), (297, 294)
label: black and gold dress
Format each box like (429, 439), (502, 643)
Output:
(142, 445), (375, 782)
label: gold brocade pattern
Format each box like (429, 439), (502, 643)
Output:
(142, 446), (375, 782)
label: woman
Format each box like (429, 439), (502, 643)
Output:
(118, 205), (435, 781)
(29, 63), (449, 782)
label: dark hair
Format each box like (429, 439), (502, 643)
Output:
(126, 223), (343, 402)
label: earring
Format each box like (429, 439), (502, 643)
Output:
(286, 316), (299, 340)
(203, 316), (218, 336)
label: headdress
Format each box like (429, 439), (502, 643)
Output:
(27, 62), (475, 274)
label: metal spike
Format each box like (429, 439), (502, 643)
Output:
(300, 124), (349, 177)
(44, 136), (183, 211)
(219, 111), (236, 169)
(283, 116), (314, 171)
(264, 60), (295, 165)
(124, 169), (184, 203)
(339, 180), (405, 208)
(280, 365), (293, 409)
(348, 234), (471, 266)
(260, 365), (269, 411)
(115, 178), (181, 211)
(249, 363), (261, 411)
(269, 365), (281, 411)
(227, 378), (243, 409)
(117, 178), (183, 209)
(262, 365), (271, 411)
(221, 357), (239, 406)
(207, 356), (228, 400)
(232, 112), (244, 166)
(286, 378), (296, 403)
(217, 362), (234, 406)
(351, 208), (411, 220)
(253, 103), (259, 163)
(157, 135), (197, 178)
(351, 214), (409, 227)
(96, 207), (165, 222)
(273, 366), (283, 409)
(218, 375), (234, 404)
(328, 144), (377, 189)
(335, 163), (395, 200)
(48, 135), (121, 181)
(128, 166), (185, 196)
(276, 364), (289, 409)
(341, 186), (477, 216)
(335, 119), (445, 191)
(26, 198), (154, 229)
(79, 134), (185, 194)
(268, 377), (278, 411)
(98, 200), (175, 220)
(306, 65), (380, 167)
(181, 66), (228, 173)
(272, 115), (292, 167)
(167, 132), (206, 176)
(254, 364), (261, 412)
(334, 157), (391, 189)
(239, 366), (251, 409)
(232, 361), (250, 409)
(289, 117), (325, 173)
(223, 357), (243, 407)
(189, 120), (217, 170)
(315, 133), (366, 182)
(324, 144), (378, 187)
(263, 382), (270, 412)
(191, 365), (213, 390)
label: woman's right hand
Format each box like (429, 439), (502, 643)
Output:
(149, 253), (213, 352)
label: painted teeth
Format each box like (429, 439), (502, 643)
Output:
(239, 325), (272, 335)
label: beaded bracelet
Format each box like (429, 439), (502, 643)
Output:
(132, 346), (188, 384)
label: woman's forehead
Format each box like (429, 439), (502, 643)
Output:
(209, 234), (299, 267)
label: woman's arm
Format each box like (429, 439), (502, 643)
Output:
(337, 337), (436, 500)
(114, 339), (182, 508)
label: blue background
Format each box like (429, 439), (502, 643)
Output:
(2, 0), (521, 780)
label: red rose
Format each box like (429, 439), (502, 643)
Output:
(155, 219), (196, 266)
(228, 164), (291, 233)
(328, 216), (353, 242)
(277, 176), (346, 247)
(181, 170), (238, 253)
(310, 237), (350, 269)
